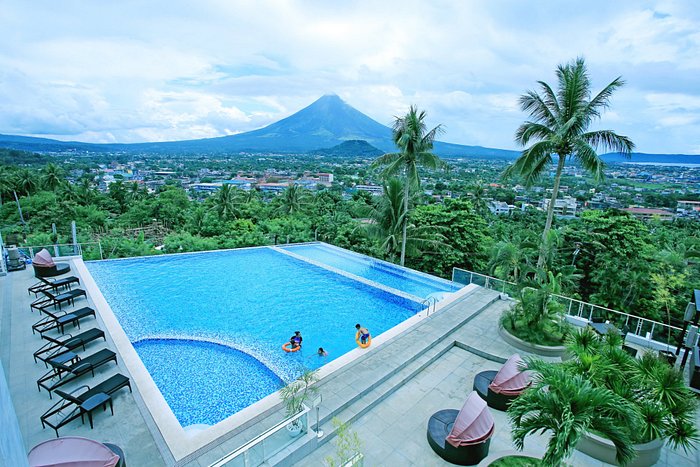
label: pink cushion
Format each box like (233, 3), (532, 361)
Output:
(33, 249), (56, 267)
(446, 391), (495, 447)
(489, 353), (531, 396)
(28, 436), (119, 467)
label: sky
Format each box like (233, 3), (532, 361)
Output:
(1, 0), (699, 154)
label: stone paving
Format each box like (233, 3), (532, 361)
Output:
(0, 266), (170, 466)
(296, 300), (700, 467)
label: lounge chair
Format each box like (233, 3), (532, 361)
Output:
(37, 348), (118, 397)
(40, 373), (132, 435)
(32, 248), (71, 278)
(6, 246), (26, 271)
(473, 354), (531, 411)
(32, 306), (96, 335)
(427, 391), (495, 465)
(28, 276), (81, 296)
(37, 288), (87, 311)
(34, 328), (106, 365)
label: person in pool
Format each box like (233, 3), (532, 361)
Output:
(355, 324), (370, 344)
(290, 331), (303, 346)
(318, 347), (328, 356)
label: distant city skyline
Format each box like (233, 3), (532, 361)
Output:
(1, 1), (699, 154)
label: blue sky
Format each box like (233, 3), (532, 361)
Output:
(1, 0), (699, 154)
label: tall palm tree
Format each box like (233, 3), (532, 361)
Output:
(367, 178), (445, 263)
(41, 162), (65, 191)
(372, 106), (446, 265)
(504, 58), (634, 268)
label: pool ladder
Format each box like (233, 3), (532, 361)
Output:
(422, 296), (439, 316)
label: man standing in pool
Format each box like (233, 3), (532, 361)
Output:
(355, 324), (370, 344)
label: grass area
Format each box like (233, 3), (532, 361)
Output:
(489, 455), (542, 467)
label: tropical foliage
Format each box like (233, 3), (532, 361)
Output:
(372, 106), (446, 265)
(504, 57), (634, 268)
(509, 330), (699, 465)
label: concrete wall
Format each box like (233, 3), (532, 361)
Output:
(0, 360), (29, 467)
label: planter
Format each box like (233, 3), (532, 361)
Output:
(286, 419), (303, 438)
(576, 432), (663, 467)
(498, 325), (567, 358)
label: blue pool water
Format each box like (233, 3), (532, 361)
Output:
(283, 243), (460, 299)
(86, 245), (457, 427)
(133, 339), (283, 427)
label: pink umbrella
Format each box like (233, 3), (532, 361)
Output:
(489, 353), (531, 396)
(28, 437), (119, 467)
(33, 249), (56, 268)
(446, 391), (495, 447)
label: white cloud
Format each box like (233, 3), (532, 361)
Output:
(0, 0), (698, 153)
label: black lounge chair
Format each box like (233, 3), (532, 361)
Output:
(32, 306), (96, 335)
(28, 276), (81, 296)
(39, 289), (87, 311)
(427, 391), (494, 465)
(40, 373), (131, 436)
(34, 328), (106, 365)
(38, 349), (118, 397)
(473, 354), (531, 411)
(33, 262), (71, 278)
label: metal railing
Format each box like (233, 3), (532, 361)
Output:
(452, 267), (683, 349)
(209, 406), (311, 467)
(421, 296), (439, 316)
(12, 242), (104, 261)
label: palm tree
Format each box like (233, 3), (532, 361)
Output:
(504, 58), (634, 268)
(509, 360), (638, 466)
(367, 178), (445, 263)
(488, 234), (537, 282)
(467, 179), (489, 214)
(372, 106), (446, 266)
(41, 162), (65, 191)
(278, 184), (309, 216)
(214, 184), (240, 220)
(15, 169), (37, 196)
(0, 165), (14, 205)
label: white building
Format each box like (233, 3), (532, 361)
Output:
(488, 200), (512, 215)
(542, 196), (578, 217)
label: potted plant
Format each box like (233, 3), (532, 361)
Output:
(499, 270), (572, 357)
(508, 331), (699, 466)
(279, 370), (319, 437)
(324, 417), (364, 467)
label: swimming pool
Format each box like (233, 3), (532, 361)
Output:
(282, 243), (460, 299)
(85, 243), (460, 427)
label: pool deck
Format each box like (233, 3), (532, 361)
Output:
(2, 261), (699, 466)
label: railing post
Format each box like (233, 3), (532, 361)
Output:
(99, 241), (104, 260)
(650, 322), (655, 340)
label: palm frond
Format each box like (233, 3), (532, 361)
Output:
(582, 130), (635, 156)
(572, 140), (605, 181)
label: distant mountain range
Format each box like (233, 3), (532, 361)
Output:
(0, 94), (698, 164)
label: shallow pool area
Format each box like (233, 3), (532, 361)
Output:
(282, 243), (460, 299)
(85, 243), (461, 427)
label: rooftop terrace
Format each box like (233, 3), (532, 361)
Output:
(1, 259), (699, 466)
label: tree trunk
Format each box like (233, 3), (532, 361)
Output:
(400, 180), (410, 266)
(537, 154), (567, 269)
